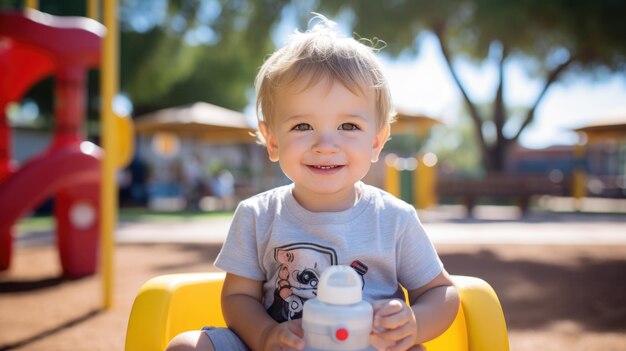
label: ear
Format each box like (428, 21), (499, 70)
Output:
(371, 124), (390, 163)
(258, 122), (279, 162)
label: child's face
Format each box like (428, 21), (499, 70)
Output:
(260, 78), (389, 207)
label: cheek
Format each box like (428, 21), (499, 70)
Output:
(345, 136), (376, 153)
(278, 137), (308, 155)
(351, 138), (381, 163)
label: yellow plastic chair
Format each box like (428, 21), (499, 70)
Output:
(125, 273), (509, 351)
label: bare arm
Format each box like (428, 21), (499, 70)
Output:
(221, 273), (304, 351)
(407, 270), (460, 343)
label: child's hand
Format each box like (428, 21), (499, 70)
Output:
(262, 319), (305, 351)
(370, 299), (421, 351)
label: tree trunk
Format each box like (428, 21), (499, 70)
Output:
(491, 44), (508, 174)
(432, 23), (494, 172)
(433, 23), (575, 175)
(512, 56), (574, 142)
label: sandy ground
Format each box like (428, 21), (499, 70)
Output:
(1, 215), (626, 350)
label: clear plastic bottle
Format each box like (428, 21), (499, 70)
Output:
(302, 265), (374, 351)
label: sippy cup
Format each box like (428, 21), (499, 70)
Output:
(302, 265), (373, 351)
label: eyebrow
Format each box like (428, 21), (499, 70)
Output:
(282, 114), (311, 124)
(283, 112), (371, 123)
(341, 113), (370, 121)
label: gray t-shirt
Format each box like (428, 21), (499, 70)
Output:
(214, 182), (443, 323)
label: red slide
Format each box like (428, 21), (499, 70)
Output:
(0, 9), (105, 278)
(0, 142), (102, 277)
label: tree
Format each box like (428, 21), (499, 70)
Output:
(120, 0), (290, 115)
(321, 0), (626, 174)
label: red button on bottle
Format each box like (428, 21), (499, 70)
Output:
(335, 328), (349, 341)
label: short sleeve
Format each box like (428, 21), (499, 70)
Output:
(214, 202), (265, 281)
(396, 210), (443, 290)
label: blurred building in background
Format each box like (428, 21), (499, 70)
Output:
(575, 110), (626, 198)
(129, 102), (282, 212)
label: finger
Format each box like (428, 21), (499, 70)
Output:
(376, 310), (416, 331)
(373, 299), (404, 315)
(376, 321), (415, 343)
(279, 330), (305, 350)
(369, 333), (395, 351)
(373, 301), (406, 329)
(375, 308), (415, 331)
(371, 299), (388, 310)
(387, 335), (420, 351)
(288, 319), (304, 338)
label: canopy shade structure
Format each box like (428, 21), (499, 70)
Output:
(392, 111), (442, 138)
(134, 102), (257, 144)
(574, 109), (626, 143)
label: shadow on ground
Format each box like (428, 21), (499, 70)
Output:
(441, 249), (626, 332)
(0, 243), (223, 351)
(0, 276), (71, 293)
(0, 309), (102, 350)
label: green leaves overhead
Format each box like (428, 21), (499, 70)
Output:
(320, 0), (626, 173)
(120, 0), (288, 114)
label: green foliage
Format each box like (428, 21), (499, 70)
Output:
(324, 0), (626, 73)
(319, 0), (626, 174)
(0, 1), (19, 9)
(0, 1), (85, 14)
(429, 123), (483, 178)
(121, 0), (288, 115)
(0, 1), (93, 129)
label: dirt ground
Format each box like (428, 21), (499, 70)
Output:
(1, 242), (625, 350)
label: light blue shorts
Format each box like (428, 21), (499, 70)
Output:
(201, 327), (250, 351)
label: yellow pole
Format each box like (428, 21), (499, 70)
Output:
(24, 0), (38, 9)
(416, 154), (438, 209)
(572, 143), (586, 211)
(385, 154), (400, 198)
(100, 0), (118, 309)
(415, 157), (424, 209)
(87, 0), (100, 21)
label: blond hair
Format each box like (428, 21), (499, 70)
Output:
(254, 14), (394, 141)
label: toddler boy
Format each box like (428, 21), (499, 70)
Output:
(167, 14), (459, 351)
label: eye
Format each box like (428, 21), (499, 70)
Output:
(338, 123), (360, 131)
(292, 123), (312, 131)
(297, 269), (319, 286)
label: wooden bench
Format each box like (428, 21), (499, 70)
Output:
(437, 175), (567, 214)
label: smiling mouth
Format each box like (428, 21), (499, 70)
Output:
(307, 164), (346, 173)
(311, 165), (341, 170)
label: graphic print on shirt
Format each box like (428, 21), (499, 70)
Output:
(266, 242), (337, 322)
(350, 259), (369, 287)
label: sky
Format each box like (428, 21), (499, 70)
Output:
(380, 33), (626, 149)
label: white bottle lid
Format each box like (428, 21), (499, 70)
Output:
(317, 265), (362, 305)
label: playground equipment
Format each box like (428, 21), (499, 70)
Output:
(0, 6), (132, 282)
(383, 112), (441, 209)
(125, 272), (510, 351)
(385, 152), (438, 209)
(0, 9), (104, 277)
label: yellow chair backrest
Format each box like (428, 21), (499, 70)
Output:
(125, 273), (509, 351)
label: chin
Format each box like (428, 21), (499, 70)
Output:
(304, 183), (354, 196)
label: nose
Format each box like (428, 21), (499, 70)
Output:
(312, 131), (339, 154)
